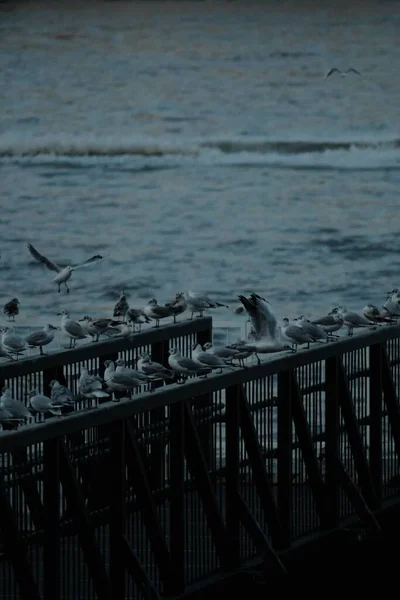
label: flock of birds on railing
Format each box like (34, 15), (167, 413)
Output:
(1, 286), (400, 429)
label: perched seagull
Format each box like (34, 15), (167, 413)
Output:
(103, 359), (147, 397)
(237, 293), (277, 341)
(3, 298), (19, 321)
(363, 304), (396, 325)
(325, 67), (361, 79)
(1, 327), (27, 358)
(294, 316), (328, 342)
(115, 357), (154, 381)
(383, 291), (400, 317)
(79, 316), (119, 342)
(113, 291), (129, 320)
(329, 306), (373, 336)
(104, 321), (132, 338)
(125, 307), (150, 331)
(28, 389), (63, 416)
(1, 387), (33, 421)
(311, 314), (344, 336)
(184, 291), (229, 319)
(58, 310), (90, 348)
(49, 380), (76, 406)
(280, 318), (314, 351)
(25, 324), (57, 355)
(229, 338), (291, 364)
(191, 342), (235, 373)
(143, 299), (174, 327)
(202, 341), (243, 364)
(78, 367), (109, 400)
(136, 353), (175, 382)
(168, 347), (211, 382)
(0, 401), (13, 423)
(27, 242), (108, 293)
(165, 292), (187, 323)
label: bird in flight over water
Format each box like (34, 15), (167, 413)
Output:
(27, 243), (108, 293)
(325, 67), (361, 79)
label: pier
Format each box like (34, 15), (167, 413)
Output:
(0, 316), (400, 597)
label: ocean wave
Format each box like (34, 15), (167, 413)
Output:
(0, 132), (399, 170)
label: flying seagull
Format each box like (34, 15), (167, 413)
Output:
(325, 67), (361, 79)
(27, 243), (108, 293)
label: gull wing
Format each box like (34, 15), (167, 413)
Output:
(347, 67), (361, 76)
(27, 243), (61, 273)
(71, 254), (108, 270)
(325, 67), (340, 79)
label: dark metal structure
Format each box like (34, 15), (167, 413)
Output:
(0, 318), (400, 597)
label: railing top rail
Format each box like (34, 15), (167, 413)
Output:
(0, 317), (212, 379)
(0, 323), (399, 452)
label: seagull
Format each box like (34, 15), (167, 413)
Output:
(125, 308), (150, 331)
(311, 314), (344, 336)
(27, 242), (108, 293)
(165, 292), (187, 323)
(79, 316), (120, 341)
(184, 291), (229, 319)
(325, 67), (361, 79)
(230, 338), (291, 364)
(294, 316), (329, 342)
(136, 353), (175, 381)
(78, 367), (109, 399)
(58, 310), (90, 348)
(237, 293), (278, 341)
(1, 327), (27, 357)
(383, 291), (400, 317)
(25, 323), (57, 355)
(104, 321), (132, 338)
(168, 347), (211, 382)
(49, 380), (76, 406)
(27, 389), (64, 416)
(113, 291), (129, 320)
(103, 359), (146, 397)
(362, 304), (396, 325)
(280, 317), (314, 350)
(202, 341), (243, 363)
(329, 306), (373, 336)
(115, 357), (154, 381)
(3, 298), (19, 321)
(143, 299), (174, 327)
(0, 387), (33, 421)
(191, 342), (235, 374)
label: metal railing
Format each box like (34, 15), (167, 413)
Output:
(0, 321), (400, 598)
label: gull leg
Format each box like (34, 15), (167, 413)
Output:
(39, 346), (44, 355)
(65, 283), (70, 294)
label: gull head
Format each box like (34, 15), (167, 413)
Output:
(0, 327), (9, 334)
(139, 352), (150, 361)
(169, 347), (179, 356)
(46, 324), (58, 331)
(49, 380), (60, 389)
(10, 298), (19, 304)
(203, 342), (212, 350)
(104, 359), (113, 367)
(1, 386), (10, 394)
(27, 389), (38, 398)
(282, 317), (290, 325)
(57, 310), (69, 317)
(115, 358), (125, 367)
(328, 307), (340, 315)
(191, 342), (200, 351)
(148, 298), (158, 306)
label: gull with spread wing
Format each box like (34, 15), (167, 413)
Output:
(27, 242), (108, 293)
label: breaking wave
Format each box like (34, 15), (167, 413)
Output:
(1, 132), (400, 171)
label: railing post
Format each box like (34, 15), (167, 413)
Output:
(277, 370), (292, 549)
(191, 323), (214, 468)
(325, 356), (339, 528)
(225, 384), (241, 568)
(149, 340), (169, 490)
(369, 343), (382, 509)
(169, 402), (185, 594)
(43, 438), (60, 600)
(109, 419), (126, 600)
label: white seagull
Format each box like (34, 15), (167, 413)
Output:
(168, 347), (211, 382)
(1, 387), (33, 421)
(27, 242), (108, 293)
(78, 367), (109, 399)
(28, 389), (64, 416)
(25, 323), (58, 355)
(58, 310), (90, 348)
(191, 342), (235, 373)
(237, 293), (277, 341)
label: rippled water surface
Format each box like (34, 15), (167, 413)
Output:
(1, 0), (400, 339)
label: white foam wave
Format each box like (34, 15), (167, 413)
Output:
(0, 131), (399, 171)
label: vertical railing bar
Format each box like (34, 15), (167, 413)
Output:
(369, 343), (382, 509)
(277, 370), (292, 549)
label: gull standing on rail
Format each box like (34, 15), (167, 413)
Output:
(27, 243), (108, 293)
(184, 291), (229, 319)
(25, 323), (57, 355)
(237, 293), (277, 341)
(58, 310), (90, 348)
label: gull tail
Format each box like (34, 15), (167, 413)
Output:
(215, 302), (229, 308)
(90, 390), (110, 398)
